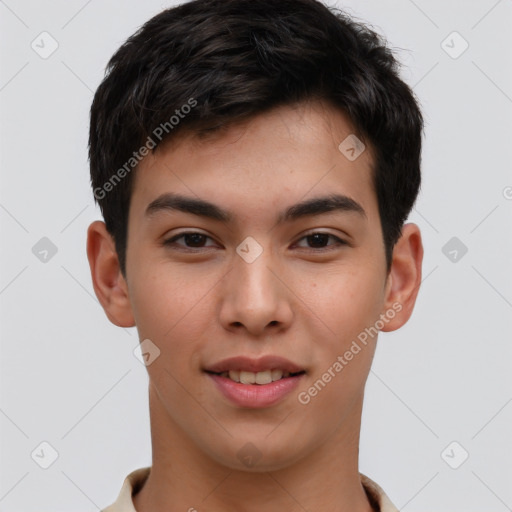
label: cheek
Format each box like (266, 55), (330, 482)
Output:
(300, 268), (384, 409)
(128, 264), (215, 368)
(296, 274), (382, 421)
(301, 266), (385, 347)
(129, 259), (198, 330)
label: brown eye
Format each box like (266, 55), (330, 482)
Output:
(163, 232), (218, 250)
(294, 232), (347, 250)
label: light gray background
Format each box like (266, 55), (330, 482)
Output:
(1, 1), (511, 511)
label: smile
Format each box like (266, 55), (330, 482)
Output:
(213, 369), (305, 385)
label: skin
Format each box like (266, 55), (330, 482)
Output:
(87, 100), (423, 512)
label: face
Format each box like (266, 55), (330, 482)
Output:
(91, 101), (420, 472)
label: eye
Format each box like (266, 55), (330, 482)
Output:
(293, 232), (348, 251)
(162, 230), (348, 252)
(162, 231), (218, 250)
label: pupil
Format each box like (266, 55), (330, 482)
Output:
(186, 234), (205, 247)
(308, 233), (328, 247)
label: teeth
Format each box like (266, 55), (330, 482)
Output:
(239, 371), (256, 384)
(255, 370), (272, 384)
(228, 370), (240, 382)
(271, 369), (284, 381)
(222, 369), (292, 385)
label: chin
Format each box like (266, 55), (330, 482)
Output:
(204, 433), (311, 472)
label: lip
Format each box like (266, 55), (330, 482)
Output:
(207, 372), (305, 408)
(204, 355), (305, 374)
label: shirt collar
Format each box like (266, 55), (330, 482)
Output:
(101, 466), (399, 512)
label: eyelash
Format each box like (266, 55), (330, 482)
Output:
(162, 231), (348, 252)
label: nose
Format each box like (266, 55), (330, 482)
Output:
(218, 246), (294, 337)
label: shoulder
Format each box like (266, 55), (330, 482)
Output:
(101, 466), (151, 512)
(360, 473), (399, 512)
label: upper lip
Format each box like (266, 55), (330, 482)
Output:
(204, 355), (305, 374)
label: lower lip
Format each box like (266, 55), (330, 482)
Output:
(207, 372), (304, 408)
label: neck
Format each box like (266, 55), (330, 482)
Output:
(133, 383), (375, 512)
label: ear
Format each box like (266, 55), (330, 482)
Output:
(380, 223), (423, 332)
(86, 220), (135, 328)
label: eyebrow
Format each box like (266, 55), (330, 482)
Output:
(145, 192), (367, 224)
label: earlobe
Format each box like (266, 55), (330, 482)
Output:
(380, 223), (423, 332)
(86, 220), (136, 328)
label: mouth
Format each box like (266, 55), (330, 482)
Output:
(204, 355), (306, 382)
(203, 355), (306, 407)
(206, 369), (306, 408)
(205, 368), (306, 385)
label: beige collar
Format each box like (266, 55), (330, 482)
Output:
(102, 466), (399, 512)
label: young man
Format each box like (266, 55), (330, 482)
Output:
(87, 0), (424, 511)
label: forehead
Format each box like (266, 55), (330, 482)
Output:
(129, 101), (378, 226)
